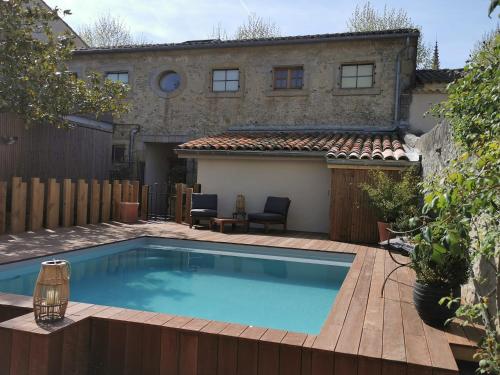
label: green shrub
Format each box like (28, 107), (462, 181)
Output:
(410, 220), (471, 287)
(359, 168), (420, 230)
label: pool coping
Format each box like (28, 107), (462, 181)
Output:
(0, 222), (465, 374)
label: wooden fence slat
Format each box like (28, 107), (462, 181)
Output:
(89, 180), (100, 224)
(121, 180), (130, 203)
(0, 181), (6, 234)
(185, 188), (193, 226)
(76, 179), (88, 226)
(46, 178), (60, 229)
(140, 185), (148, 220)
(29, 178), (44, 231)
(11, 177), (27, 234)
(62, 179), (72, 227)
(132, 181), (139, 203)
(175, 183), (184, 224)
(112, 181), (122, 220)
(101, 180), (111, 222)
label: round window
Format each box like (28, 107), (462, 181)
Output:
(159, 71), (181, 93)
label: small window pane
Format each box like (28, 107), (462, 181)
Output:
(341, 77), (357, 88)
(291, 69), (303, 79)
(291, 78), (302, 88)
(275, 70), (288, 79)
(225, 81), (239, 91)
(212, 81), (226, 92)
(357, 64), (373, 76)
(342, 65), (357, 77)
(274, 79), (287, 89)
(106, 73), (118, 81)
(159, 71), (181, 93)
(226, 70), (239, 80)
(357, 76), (373, 88)
(213, 70), (226, 81)
(118, 73), (129, 84)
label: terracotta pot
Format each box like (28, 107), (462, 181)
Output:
(413, 282), (460, 327)
(120, 202), (139, 223)
(377, 221), (392, 242)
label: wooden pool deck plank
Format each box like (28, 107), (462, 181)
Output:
(0, 221), (477, 374)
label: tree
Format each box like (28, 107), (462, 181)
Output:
(78, 13), (146, 47)
(209, 13), (280, 41)
(0, 0), (129, 128)
(425, 35), (499, 374)
(347, 1), (432, 69)
(470, 27), (499, 62)
(234, 13), (280, 40)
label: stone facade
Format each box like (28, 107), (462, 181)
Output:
(414, 121), (459, 178)
(69, 33), (418, 178)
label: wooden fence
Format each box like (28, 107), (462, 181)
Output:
(0, 177), (149, 235)
(174, 182), (201, 225)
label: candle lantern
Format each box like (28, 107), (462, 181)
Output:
(233, 194), (246, 219)
(33, 260), (70, 322)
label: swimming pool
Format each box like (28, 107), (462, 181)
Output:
(0, 237), (353, 334)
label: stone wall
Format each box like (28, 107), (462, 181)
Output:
(69, 36), (417, 160)
(414, 121), (459, 178)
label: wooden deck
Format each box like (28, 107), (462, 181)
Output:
(0, 221), (479, 374)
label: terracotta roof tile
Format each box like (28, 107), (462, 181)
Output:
(178, 132), (409, 161)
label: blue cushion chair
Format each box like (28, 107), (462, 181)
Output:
(190, 193), (218, 228)
(248, 196), (291, 233)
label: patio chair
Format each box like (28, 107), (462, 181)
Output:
(379, 226), (419, 297)
(190, 193), (218, 228)
(248, 196), (291, 233)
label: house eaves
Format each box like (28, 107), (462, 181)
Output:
(73, 29), (420, 55)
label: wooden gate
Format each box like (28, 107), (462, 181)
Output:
(329, 168), (401, 244)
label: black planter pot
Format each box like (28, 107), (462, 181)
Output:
(413, 281), (461, 327)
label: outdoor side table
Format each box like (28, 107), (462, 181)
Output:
(209, 217), (248, 233)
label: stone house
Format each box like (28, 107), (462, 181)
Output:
(69, 29), (422, 240)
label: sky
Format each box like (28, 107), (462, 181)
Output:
(45, 0), (499, 68)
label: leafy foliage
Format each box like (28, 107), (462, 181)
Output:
(78, 13), (147, 47)
(209, 13), (280, 41)
(359, 168), (420, 228)
(420, 35), (500, 374)
(0, 0), (129, 128)
(346, 1), (432, 69)
(234, 13), (280, 40)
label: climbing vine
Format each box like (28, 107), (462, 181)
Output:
(424, 35), (499, 374)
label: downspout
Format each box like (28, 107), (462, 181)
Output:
(394, 36), (410, 125)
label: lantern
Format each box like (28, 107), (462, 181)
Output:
(234, 194), (246, 219)
(33, 260), (70, 322)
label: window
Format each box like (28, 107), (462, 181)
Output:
(212, 69), (239, 92)
(273, 67), (303, 89)
(159, 71), (181, 93)
(112, 145), (126, 163)
(105, 71), (129, 84)
(340, 64), (374, 88)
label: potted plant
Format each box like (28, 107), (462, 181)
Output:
(410, 219), (470, 327)
(360, 169), (420, 242)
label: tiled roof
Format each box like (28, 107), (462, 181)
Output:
(178, 132), (409, 161)
(416, 69), (463, 85)
(74, 29), (419, 54)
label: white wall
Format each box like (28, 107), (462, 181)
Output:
(196, 157), (331, 233)
(409, 92), (448, 134)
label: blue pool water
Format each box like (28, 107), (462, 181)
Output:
(0, 238), (353, 334)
